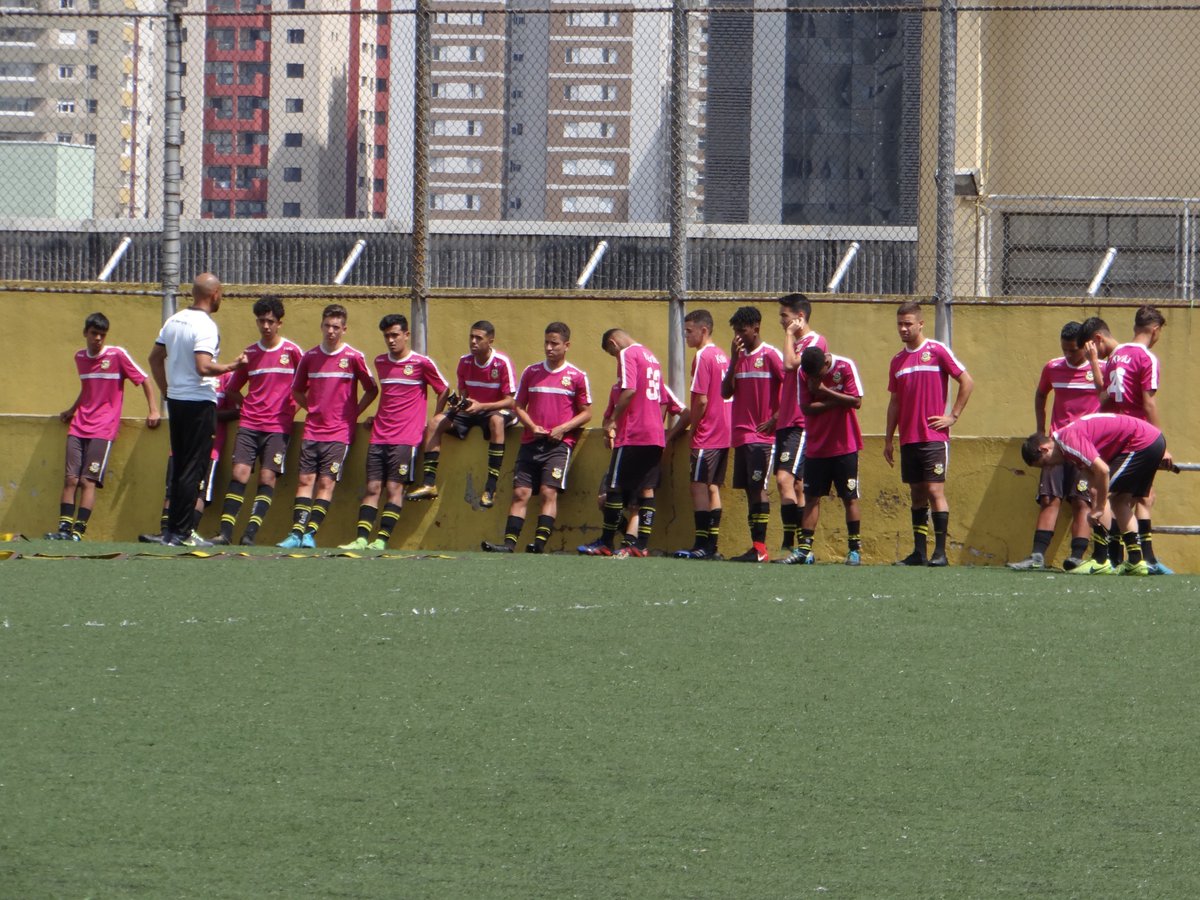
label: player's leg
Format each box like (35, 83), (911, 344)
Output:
(1135, 490), (1164, 570)
(484, 443), (534, 552)
(242, 433), (288, 546)
(216, 430), (260, 543)
(344, 444), (385, 550)
(481, 413), (507, 506)
(409, 415), (456, 499)
(582, 449), (624, 555)
(706, 482), (724, 558)
(774, 428), (803, 552)
(72, 474), (99, 539)
(278, 442), (317, 547)
(527, 484), (560, 554)
(303, 471), (339, 546)
(925, 480), (949, 567)
(369, 445), (415, 549)
(786, 453), (832, 565)
(49, 437), (83, 538)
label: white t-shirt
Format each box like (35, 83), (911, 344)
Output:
(156, 307), (220, 402)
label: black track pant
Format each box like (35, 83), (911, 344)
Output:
(166, 398), (216, 537)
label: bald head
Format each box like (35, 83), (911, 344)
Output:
(191, 273), (223, 313)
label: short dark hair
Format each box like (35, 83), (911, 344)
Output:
(379, 313), (408, 332)
(1078, 316), (1109, 343)
(546, 321), (570, 341)
(322, 303), (348, 324)
(684, 309), (714, 331)
(729, 306), (761, 329)
(897, 300), (922, 318)
(84, 312), (109, 333)
(1021, 433), (1049, 466)
(799, 345), (826, 376)
(1134, 304), (1166, 330)
(600, 327), (622, 349)
(779, 292), (812, 319)
(253, 295), (285, 320)
(1060, 321), (1082, 343)
(470, 320), (495, 338)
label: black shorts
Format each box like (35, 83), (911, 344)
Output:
(367, 443), (418, 484)
(298, 440), (349, 481)
(805, 453), (860, 501)
(164, 453), (219, 502)
(774, 426), (806, 477)
(514, 439), (573, 492)
(732, 443), (775, 492)
(900, 441), (948, 484)
(1037, 462), (1089, 503)
(232, 428), (290, 474)
(1109, 433), (1165, 499)
(605, 444), (662, 494)
(689, 447), (728, 486)
(447, 408), (515, 439)
(65, 435), (112, 487)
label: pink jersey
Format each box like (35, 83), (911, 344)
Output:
(730, 342), (784, 447)
(1053, 412), (1161, 467)
(68, 345), (148, 441)
(1037, 356), (1100, 432)
(612, 343), (680, 448)
(799, 354), (864, 458)
(371, 351), (449, 446)
(887, 339), (966, 445)
(224, 338), (302, 434)
(456, 350), (517, 405)
(212, 371), (239, 460)
(515, 361), (592, 448)
(293, 343), (376, 444)
(778, 330), (829, 430)
(688, 343), (732, 451)
(1101, 342), (1159, 421)
(604, 381), (683, 424)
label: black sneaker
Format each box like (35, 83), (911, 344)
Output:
(927, 552), (949, 567)
(210, 535), (232, 546)
(481, 540), (513, 553)
(730, 547), (768, 563)
(895, 551), (927, 566)
(239, 533), (257, 547)
(524, 543), (544, 554)
(138, 532), (168, 544)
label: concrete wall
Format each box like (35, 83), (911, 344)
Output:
(4, 288), (1198, 568)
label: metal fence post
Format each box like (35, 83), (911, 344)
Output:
(934, 0), (958, 346)
(667, 0), (689, 403)
(161, 0), (184, 322)
(410, 0), (431, 354)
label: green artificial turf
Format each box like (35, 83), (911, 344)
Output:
(3, 552), (1200, 898)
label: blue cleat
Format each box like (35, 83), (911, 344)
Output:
(277, 532), (303, 549)
(301, 532), (317, 549)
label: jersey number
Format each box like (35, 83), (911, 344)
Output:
(645, 367), (661, 402)
(1107, 366), (1126, 403)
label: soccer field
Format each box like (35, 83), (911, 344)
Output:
(3, 548), (1200, 897)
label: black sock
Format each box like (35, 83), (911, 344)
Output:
(191, 505), (204, 532)
(693, 510), (711, 550)
(1123, 531), (1144, 566)
(911, 507), (929, 558)
(798, 527), (814, 553)
(1137, 518), (1156, 564)
(749, 502), (769, 545)
(244, 484), (274, 538)
(377, 503), (403, 541)
(486, 443), (505, 492)
(504, 515), (524, 548)
(73, 506), (92, 535)
(219, 480), (247, 539)
(847, 518), (862, 553)
(636, 501), (656, 550)
(1069, 536), (1089, 560)
(780, 502), (799, 549)
(932, 511), (949, 556)
(601, 492), (624, 548)
(290, 501), (311, 535)
(421, 451), (440, 487)
(356, 504), (377, 540)
(306, 498), (331, 535)
(1108, 521), (1124, 566)
(58, 502), (75, 532)
(1032, 528), (1053, 557)
(707, 508), (723, 554)
(533, 514), (554, 551)
(1091, 523), (1109, 564)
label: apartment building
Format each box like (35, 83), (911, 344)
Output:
(0, 0), (159, 218)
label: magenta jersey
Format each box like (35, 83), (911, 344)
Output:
(224, 338), (302, 434)
(1053, 412), (1161, 467)
(778, 330), (829, 430)
(730, 342), (784, 447)
(212, 371), (239, 459)
(515, 360), (592, 447)
(689, 343), (732, 451)
(1037, 356), (1100, 432)
(456, 350), (517, 405)
(613, 343), (674, 448)
(1101, 342), (1159, 421)
(293, 343), (376, 444)
(887, 339), (966, 445)
(68, 345), (148, 441)
(371, 351), (449, 446)
(800, 354), (864, 458)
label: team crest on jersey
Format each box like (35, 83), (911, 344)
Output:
(551, 467), (563, 479)
(847, 478), (857, 490)
(398, 464), (409, 476)
(832, 370), (842, 383)
(921, 351), (932, 363)
(933, 463), (944, 475)
(279, 353), (290, 365)
(1085, 370), (1094, 382)
(88, 461), (101, 473)
(754, 357), (764, 369)
(273, 452), (284, 466)
(1077, 479), (1088, 493)
(490, 367), (499, 380)
(339, 358), (349, 370)
(100, 358), (111, 370)
(404, 364), (414, 376)
(780, 451), (791, 463)
(330, 462), (340, 474)
(561, 376), (572, 387)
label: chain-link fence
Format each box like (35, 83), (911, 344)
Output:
(1, 1), (1198, 301)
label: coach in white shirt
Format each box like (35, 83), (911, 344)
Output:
(148, 273), (246, 545)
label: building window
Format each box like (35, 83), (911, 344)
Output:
(239, 28), (269, 51)
(60, 0), (74, 8)
(202, 199), (232, 217)
(567, 11), (619, 26)
(510, 123), (523, 136)
(432, 45), (485, 63)
(376, 45), (388, 60)
(236, 166), (266, 188)
(430, 156), (483, 174)
(86, 65), (99, 80)
(563, 158), (616, 177)
(208, 131), (233, 153)
(238, 132), (268, 153)
(58, 30), (77, 45)
(564, 47), (618, 65)
(564, 121), (614, 139)
(283, 132), (303, 147)
(287, 0), (305, 8)
(430, 193), (480, 211)
(374, 144), (385, 159)
(87, 30), (99, 45)
(58, 64), (75, 80)
(235, 200), (266, 217)
(286, 28), (304, 44)
(285, 98), (304, 113)
(285, 63), (304, 79)
(212, 27), (235, 50)
(205, 61), (234, 85)
(564, 84), (616, 102)
(562, 195), (615, 214)
(373, 178), (385, 192)
(376, 78), (387, 92)
(511, 52), (523, 62)
(432, 119), (483, 137)
(84, 98), (98, 114)
(56, 132), (73, 143)
(431, 82), (482, 100)
(282, 202), (301, 217)
(209, 96), (233, 119)
(283, 166), (302, 182)
(511, 89), (522, 100)
(508, 198), (522, 210)
(205, 165), (232, 188)
(434, 11), (484, 24)
(237, 95), (265, 118)
(84, 132), (96, 145)
(56, 99), (76, 113)
(375, 110), (386, 125)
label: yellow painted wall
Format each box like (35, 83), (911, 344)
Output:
(3, 288), (1198, 569)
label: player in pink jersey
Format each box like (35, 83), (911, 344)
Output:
(666, 309), (731, 559)
(775, 292), (828, 560)
(721, 306), (785, 563)
(46, 312), (160, 540)
(339, 314), (449, 552)
(1022, 413), (1172, 576)
(795, 346), (865, 566)
(885, 301), (973, 567)
(578, 329), (682, 558)
(1008, 322), (1099, 572)
(482, 322), (592, 554)
(278, 304), (378, 549)
(211, 296), (302, 546)
(408, 320), (517, 509)
(1080, 307), (1171, 573)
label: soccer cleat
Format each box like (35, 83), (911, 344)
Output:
(339, 537), (370, 551)
(673, 547), (702, 559)
(183, 531), (213, 548)
(895, 552), (927, 566)
(524, 543), (544, 554)
(1120, 559), (1151, 576)
(1069, 558), (1112, 575)
(773, 546), (814, 565)
(138, 532), (167, 544)
(927, 552), (949, 568)
(44, 530), (69, 540)
(730, 547), (769, 563)
(577, 540), (613, 557)
(1007, 552), (1044, 571)
(481, 540), (513, 553)
(1062, 556), (1084, 571)
(300, 532), (317, 549)
(1149, 561), (1174, 575)
(406, 485), (439, 501)
(367, 539), (387, 551)
(844, 550), (862, 566)
(479, 490), (495, 509)
(277, 532), (303, 549)
(209, 535), (231, 546)
(239, 534), (257, 547)
(66, 532), (82, 542)
(615, 545), (648, 558)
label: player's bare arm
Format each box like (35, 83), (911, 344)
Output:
(782, 319), (804, 371)
(1085, 457), (1110, 525)
(929, 370), (974, 432)
(884, 394), (900, 466)
(142, 380), (161, 429)
(1084, 341), (1107, 400)
(59, 389), (82, 424)
(1034, 389), (1049, 435)
(720, 338), (741, 399)
(148, 343), (169, 398)
(665, 406), (693, 443)
(550, 404), (592, 443)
